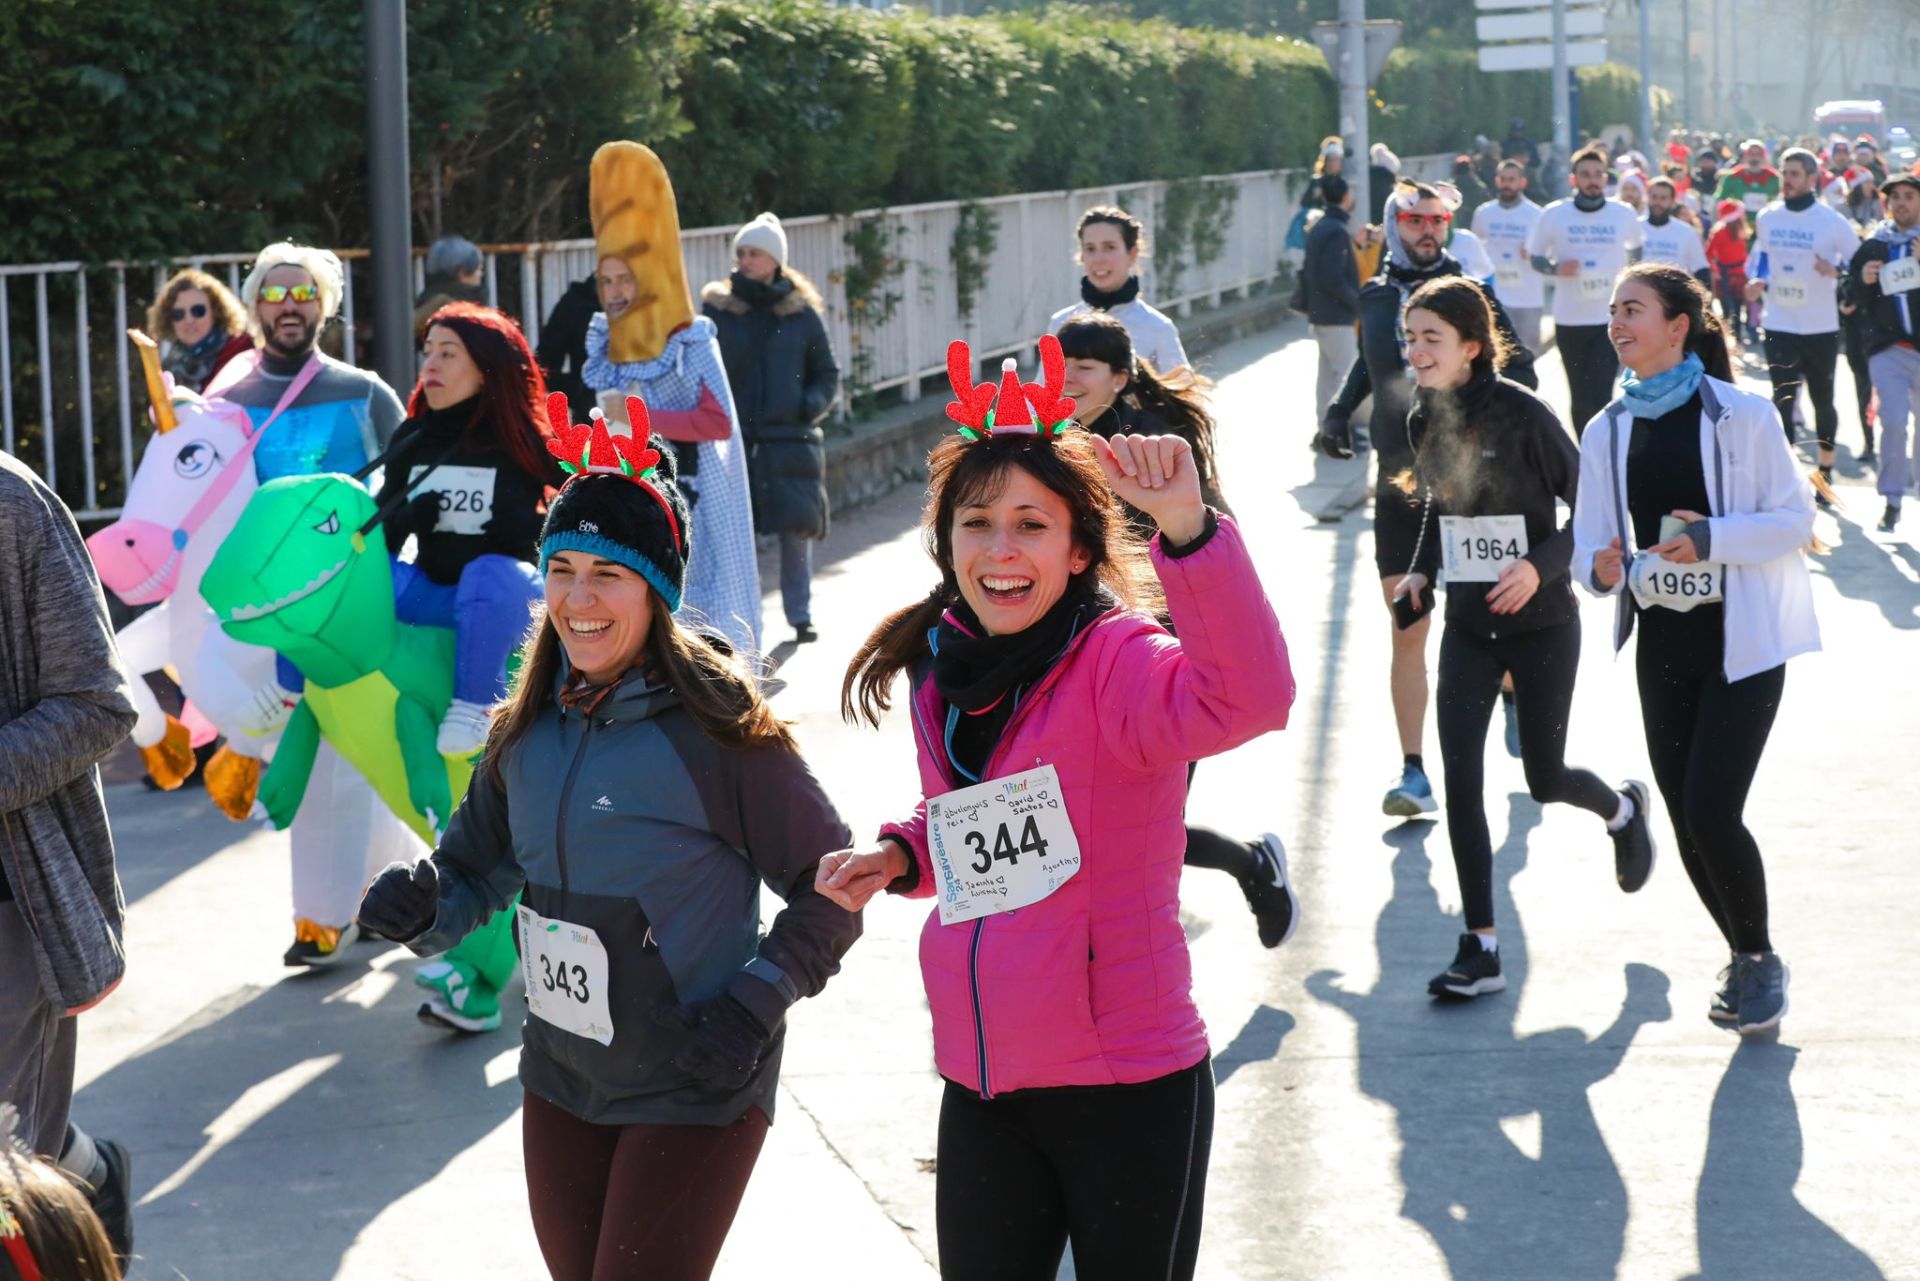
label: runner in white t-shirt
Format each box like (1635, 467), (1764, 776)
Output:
(1048, 205), (1189, 375)
(1745, 147), (1863, 496)
(1640, 177), (1711, 287)
(1525, 144), (1645, 435)
(1472, 159), (1546, 353)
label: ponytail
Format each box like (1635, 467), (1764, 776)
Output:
(1126, 361), (1224, 504)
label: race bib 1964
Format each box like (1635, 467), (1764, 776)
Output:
(1440, 514), (1529, 583)
(517, 903), (615, 1045)
(927, 764), (1082, 927)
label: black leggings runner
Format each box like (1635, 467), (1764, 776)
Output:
(936, 1057), (1215, 1281)
(1764, 328), (1841, 452)
(1556, 323), (1620, 439)
(1634, 607), (1783, 954)
(522, 1089), (768, 1281)
(1437, 619), (1620, 931)
(1841, 312), (1875, 452)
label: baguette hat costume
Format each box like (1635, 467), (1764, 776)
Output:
(581, 142), (763, 655)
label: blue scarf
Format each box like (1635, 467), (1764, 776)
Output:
(1620, 352), (1705, 419)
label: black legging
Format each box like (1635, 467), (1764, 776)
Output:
(1556, 323), (1619, 439)
(1437, 619), (1620, 931)
(936, 1058), (1214, 1281)
(1842, 310), (1875, 452)
(1764, 328), (1841, 453)
(1634, 607), (1782, 955)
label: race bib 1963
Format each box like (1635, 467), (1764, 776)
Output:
(927, 764), (1082, 927)
(1628, 551), (1725, 613)
(517, 903), (615, 1045)
(1440, 514), (1529, 583)
(409, 464), (497, 537)
(1883, 256), (1920, 296)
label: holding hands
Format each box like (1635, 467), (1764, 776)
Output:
(816, 842), (910, 913)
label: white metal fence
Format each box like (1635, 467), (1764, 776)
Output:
(3, 167), (1317, 520)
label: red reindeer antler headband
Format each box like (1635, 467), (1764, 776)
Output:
(544, 391), (683, 552)
(945, 334), (1078, 440)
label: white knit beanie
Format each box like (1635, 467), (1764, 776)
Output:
(732, 212), (788, 266)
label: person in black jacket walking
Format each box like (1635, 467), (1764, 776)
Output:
(1302, 175), (1362, 436)
(359, 399), (860, 1281)
(702, 213), (840, 644)
(1389, 278), (1653, 1000)
(534, 277), (601, 419)
(1844, 173), (1920, 532)
(1319, 182), (1539, 819)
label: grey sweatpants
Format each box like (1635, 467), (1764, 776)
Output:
(0, 900), (76, 1157)
(1871, 344), (1920, 500)
(1312, 323), (1359, 422)
(1506, 306), (1545, 357)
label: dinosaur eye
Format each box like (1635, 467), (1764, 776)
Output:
(313, 511), (341, 535)
(173, 440), (219, 479)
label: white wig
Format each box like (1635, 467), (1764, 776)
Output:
(240, 242), (346, 327)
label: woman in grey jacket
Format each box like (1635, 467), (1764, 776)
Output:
(358, 395), (861, 1280)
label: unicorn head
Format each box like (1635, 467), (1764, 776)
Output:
(88, 362), (258, 606)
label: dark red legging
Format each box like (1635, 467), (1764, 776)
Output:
(522, 1089), (769, 1281)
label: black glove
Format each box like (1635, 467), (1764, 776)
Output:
(1317, 413), (1356, 460)
(655, 975), (784, 1091)
(357, 858), (440, 942)
(395, 490), (444, 541)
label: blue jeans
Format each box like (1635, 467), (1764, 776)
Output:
(392, 555), (542, 704)
(780, 533), (814, 628)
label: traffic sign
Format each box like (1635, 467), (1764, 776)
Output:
(1310, 20), (1402, 87)
(1477, 39), (1606, 73)
(1476, 9), (1604, 41)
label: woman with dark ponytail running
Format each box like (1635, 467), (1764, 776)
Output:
(1573, 262), (1819, 1034)
(1392, 277), (1655, 1001)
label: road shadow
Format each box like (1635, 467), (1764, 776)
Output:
(1214, 1005), (1296, 1088)
(1684, 1040), (1887, 1280)
(1812, 509), (1920, 630)
(1307, 796), (1672, 1279)
(78, 956), (521, 1281)
(105, 783), (264, 910)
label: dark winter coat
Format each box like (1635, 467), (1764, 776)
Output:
(535, 279), (601, 419)
(702, 271), (840, 540)
(413, 666), (860, 1127)
(1302, 206), (1361, 326)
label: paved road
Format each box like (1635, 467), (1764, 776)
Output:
(82, 319), (1920, 1280)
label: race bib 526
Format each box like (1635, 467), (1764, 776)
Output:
(410, 464), (497, 537)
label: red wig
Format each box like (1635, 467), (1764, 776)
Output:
(409, 302), (556, 485)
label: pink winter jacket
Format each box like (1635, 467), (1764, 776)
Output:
(881, 517), (1294, 1097)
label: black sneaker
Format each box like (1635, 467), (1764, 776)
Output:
(1734, 952), (1789, 1034)
(283, 920), (358, 968)
(1708, 959), (1740, 1028)
(793, 624), (818, 644)
(1880, 503), (1901, 533)
(1428, 933), (1505, 999)
(1611, 780), (1656, 893)
(88, 1136), (134, 1264)
(1237, 833), (1300, 949)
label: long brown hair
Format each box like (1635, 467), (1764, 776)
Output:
(842, 431), (1159, 728)
(1403, 276), (1514, 380)
(1615, 262), (1733, 383)
(146, 268), (248, 346)
(0, 1153), (121, 1281)
(1055, 313), (1223, 500)
(486, 588), (793, 783)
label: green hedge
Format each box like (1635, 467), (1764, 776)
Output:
(1372, 49), (1677, 157)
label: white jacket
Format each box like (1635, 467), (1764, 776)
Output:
(1572, 374), (1820, 682)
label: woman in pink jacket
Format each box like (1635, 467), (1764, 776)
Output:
(817, 339), (1295, 1280)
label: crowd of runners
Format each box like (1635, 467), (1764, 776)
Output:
(0, 115), (1914, 1281)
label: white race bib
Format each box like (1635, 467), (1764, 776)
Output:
(1628, 552), (1725, 613)
(1440, 515), (1529, 582)
(517, 903), (615, 1045)
(410, 464), (497, 536)
(927, 764), (1082, 927)
(1769, 277), (1811, 307)
(1883, 256), (1920, 296)
(1743, 191), (1769, 213)
(1578, 271), (1614, 302)
(1495, 263), (1525, 292)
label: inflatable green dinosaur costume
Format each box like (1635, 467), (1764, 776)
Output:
(200, 473), (517, 1032)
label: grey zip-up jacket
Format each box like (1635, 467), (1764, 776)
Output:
(412, 667), (860, 1126)
(0, 452), (138, 1012)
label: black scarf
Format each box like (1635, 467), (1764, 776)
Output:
(1080, 274), (1142, 310)
(1385, 249), (1462, 297)
(1574, 193), (1606, 213)
(932, 578), (1110, 780)
(1784, 192), (1815, 212)
(730, 270), (794, 309)
(1647, 211), (1672, 227)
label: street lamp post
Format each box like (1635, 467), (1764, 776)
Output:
(365, 0), (414, 395)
